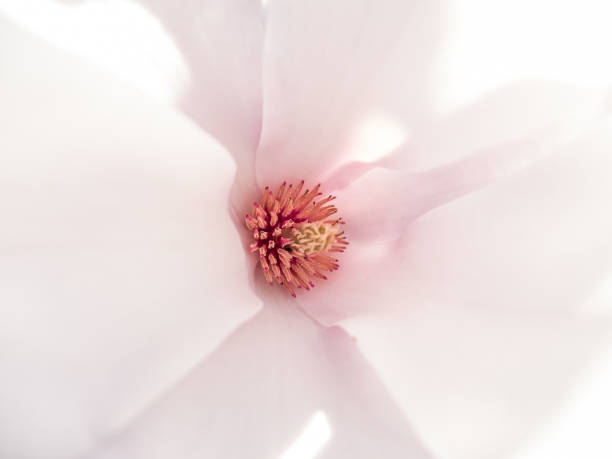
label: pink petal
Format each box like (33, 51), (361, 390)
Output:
(319, 82), (607, 198)
(384, 119), (612, 318)
(297, 112), (611, 324)
(297, 120), (612, 456)
(255, 0), (612, 188)
(84, 283), (435, 459)
(384, 81), (608, 172)
(255, 0), (442, 186)
(0, 22), (259, 458)
(0, 0), (265, 157)
(139, 0), (265, 159)
(337, 90), (606, 242)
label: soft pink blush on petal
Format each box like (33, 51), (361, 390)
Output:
(292, 87), (608, 324)
(84, 278), (435, 459)
(390, 119), (612, 318)
(133, 0), (265, 161)
(320, 80), (608, 196)
(380, 81), (609, 172)
(306, 120), (612, 458)
(256, 0), (444, 187)
(338, 96), (608, 242)
(256, 0), (612, 187)
(0, 21), (260, 459)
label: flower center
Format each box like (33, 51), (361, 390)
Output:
(245, 181), (348, 297)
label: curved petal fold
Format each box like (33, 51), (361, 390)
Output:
(0, 0), (265, 157)
(346, 309), (612, 459)
(84, 283), (435, 459)
(338, 93), (607, 242)
(0, 21), (259, 459)
(295, 119), (612, 456)
(256, 0), (612, 186)
(256, 0), (444, 186)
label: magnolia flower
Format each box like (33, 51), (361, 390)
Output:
(1, 1), (612, 459)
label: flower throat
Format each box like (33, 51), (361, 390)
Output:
(245, 181), (348, 297)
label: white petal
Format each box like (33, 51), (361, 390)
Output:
(84, 283), (435, 459)
(0, 0), (264, 156)
(0, 20), (259, 459)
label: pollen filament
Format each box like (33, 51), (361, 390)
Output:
(245, 181), (349, 297)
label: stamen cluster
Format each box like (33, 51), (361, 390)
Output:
(245, 181), (348, 297)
